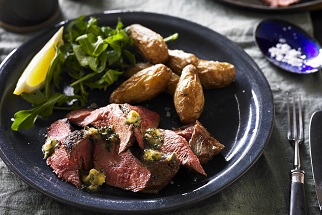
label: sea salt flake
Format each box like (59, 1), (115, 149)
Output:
(268, 38), (306, 67)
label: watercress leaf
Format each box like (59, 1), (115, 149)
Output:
(100, 69), (122, 85)
(95, 50), (107, 73)
(39, 94), (67, 118)
(86, 69), (122, 90)
(73, 44), (91, 67)
(76, 34), (108, 57)
(11, 109), (39, 131)
(86, 17), (102, 37)
(11, 94), (66, 131)
(106, 44), (121, 65)
(21, 90), (47, 105)
(65, 15), (86, 43)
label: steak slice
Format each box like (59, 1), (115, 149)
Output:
(70, 104), (135, 154)
(66, 109), (93, 125)
(93, 139), (180, 193)
(46, 118), (73, 144)
(146, 129), (206, 176)
(176, 120), (225, 164)
(43, 118), (74, 159)
(120, 104), (160, 148)
(47, 130), (93, 188)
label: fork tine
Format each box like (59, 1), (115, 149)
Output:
(298, 95), (303, 141)
(293, 96), (297, 141)
(287, 92), (292, 140)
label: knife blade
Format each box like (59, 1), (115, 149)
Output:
(309, 110), (322, 211)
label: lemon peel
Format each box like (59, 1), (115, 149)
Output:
(13, 26), (64, 95)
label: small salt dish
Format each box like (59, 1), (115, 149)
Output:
(254, 19), (322, 74)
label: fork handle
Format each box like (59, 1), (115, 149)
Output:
(290, 170), (307, 215)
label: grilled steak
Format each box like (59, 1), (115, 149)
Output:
(176, 120), (225, 164)
(45, 104), (223, 193)
(68, 104), (135, 153)
(66, 109), (93, 124)
(143, 128), (206, 176)
(161, 129), (206, 176)
(46, 118), (73, 145)
(120, 104), (160, 148)
(66, 104), (160, 153)
(93, 138), (179, 193)
(47, 130), (93, 188)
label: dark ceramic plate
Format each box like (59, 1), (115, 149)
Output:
(218, 0), (322, 12)
(0, 11), (274, 214)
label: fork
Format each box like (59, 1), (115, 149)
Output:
(287, 93), (307, 215)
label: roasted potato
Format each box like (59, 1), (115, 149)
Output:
(174, 64), (204, 124)
(196, 60), (236, 89)
(166, 49), (236, 89)
(109, 64), (172, 104)
(127, 24), (169, 64)
(165, 72), (180, 96)
(167, 49), (199, 74)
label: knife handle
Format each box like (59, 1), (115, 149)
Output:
(290, 170), (307, 215)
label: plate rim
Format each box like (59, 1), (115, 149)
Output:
(0, 10), (274, 214)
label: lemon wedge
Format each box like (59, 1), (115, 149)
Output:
(13, 26), (64, 95)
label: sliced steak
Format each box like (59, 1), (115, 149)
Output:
(93, 139), (179, 193)
(176, 120), (225, 164)
(43, 118), (74, 159)
(66, 109), (93, 125)
(144, 129), (206, 176)
(46, 118), (73, 144)
(47, 130), (93, 188)
(120, 104), (160, 148)
(141, 152), (180, 193)
(70, 104), (135, 153)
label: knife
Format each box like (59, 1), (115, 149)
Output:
(309, 110), (322, 211)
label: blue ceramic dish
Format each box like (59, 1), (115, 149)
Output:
(0, 11), (274, 214)
(254, 18), (322, 74)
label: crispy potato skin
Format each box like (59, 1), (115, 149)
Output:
(128, 24), (169, 64)
(167, 49), (199, 74)
(196, 60), (236, 89)
(174, 64), (204, 124)
(109, 64), (172, 104)
(165, 72), (180, 96)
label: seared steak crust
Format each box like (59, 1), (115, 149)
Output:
(47, 130), (93, 187)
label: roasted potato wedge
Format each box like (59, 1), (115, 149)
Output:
(196, 60), (236, 89)
(165, 72), (180, 96)
(166, 49), (236, 89)
(174, 64), (204, 124)
(167, 49), (199, 74)
(127, 24), (169, 64)
(109, 64), (172, 104)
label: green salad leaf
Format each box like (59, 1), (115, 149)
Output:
(11, 16), (136, 131)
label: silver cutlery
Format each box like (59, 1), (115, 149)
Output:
(287, 93), (307, 215)
(309, 111), (322, 211)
